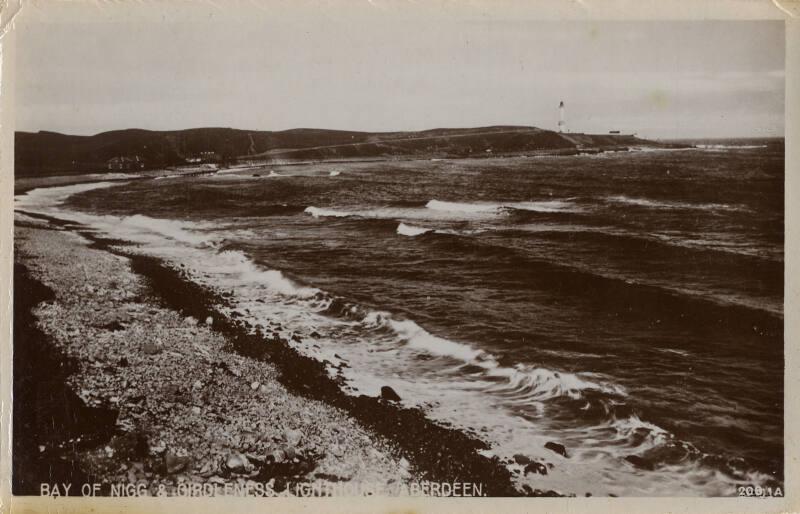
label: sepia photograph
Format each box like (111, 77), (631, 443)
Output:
(2, 0), (796, 510)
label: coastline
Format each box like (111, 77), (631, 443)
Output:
(14, 142), (691, 195)
(13, 210), (546, 497)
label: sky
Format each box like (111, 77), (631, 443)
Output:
(14, 2), (785, 139)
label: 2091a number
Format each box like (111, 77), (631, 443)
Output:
(738, 485), (783, 497)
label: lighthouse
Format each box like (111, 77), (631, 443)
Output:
(558, 101), (566, 133)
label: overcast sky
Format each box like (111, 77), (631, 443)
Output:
(15, 3), (785, 139)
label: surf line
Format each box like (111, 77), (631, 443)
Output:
(14, 207), (531, 497)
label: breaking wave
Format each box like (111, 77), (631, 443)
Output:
(396, 223), (432, 237)
(605, 195), (744, 212)
(344, 308), (627, 403)
(425, 199), (580, 214)
(696, 144), (768, 150)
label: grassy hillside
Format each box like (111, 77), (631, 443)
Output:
(15, 126), (664, 176)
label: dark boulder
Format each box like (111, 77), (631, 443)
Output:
(513, 454), (532, 465)
(164, 452), (191, 474)
(544, 441), (568, 458)
(624, 455), (655, 471)
(142, 342), (161, 355)
(102, 321), (126, 332)
(380, 386), (401, 402)
(524, 461), (548, 475)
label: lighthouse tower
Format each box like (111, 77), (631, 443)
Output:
(558, 101), (566, 133)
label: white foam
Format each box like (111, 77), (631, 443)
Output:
(426, 199), (581, 214)
(485, 365), (626, 401)
(396, 223), (432, 237)
(696, 144), (768, 150)
(609, 415), (671, 449)
(100, 173), (141, 180)
(329, 170), (341, 177)
(15, 182), (122, 209)
(425, 199), (502, 213)
(305, 199), (581, 225)
(198, 249), (319, 298)
(605, 195), (741, 212)
(360, 309), (624, 402)
(16, 183), (223, 249)
(509, 200), (581, 213)
(387, 318), (486, 362)
(117, 214), (217, 246)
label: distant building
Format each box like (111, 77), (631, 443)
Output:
(199, 151), (220, 163)
(107, 156), (144, 171)
(186, 151), (221, 164)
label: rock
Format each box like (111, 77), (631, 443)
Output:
(259, 384), (269, 394)
(103, 321), (126, 332)
(524, 462), (548, 475)
(192, 380), (203, 389)
(284, 447), (297, 460)
(513, 454), (532, 465)
(142, 342), (161, 355)
(162, 383), (182, 401)
(268, 449), (287, 464)
(191, 406), (201, 415)
(198, 460), (219, 478)
(380, 386), (401, 402)
(183, 316), (198, 327)
(205, 316), (213, 326)
(399, 457), (410, 469)
(285, 429), (302, 446)
(164, 452), (191, 474)
(225, 452), (250, 473)
(544, 441), (568, 458)
(624, 455), (655, 471)
(250, 381), (260, 391)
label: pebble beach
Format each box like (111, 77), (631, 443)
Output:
(14, 219), (412, 496)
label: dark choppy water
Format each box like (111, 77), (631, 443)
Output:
(25, 143), (783, 495)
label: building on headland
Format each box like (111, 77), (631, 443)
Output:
(186, 151), (221, 164)
(107, 155), (145, 171)
(558, 101), (566, 133)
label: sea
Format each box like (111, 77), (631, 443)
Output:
(15, 141), (784, 496)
